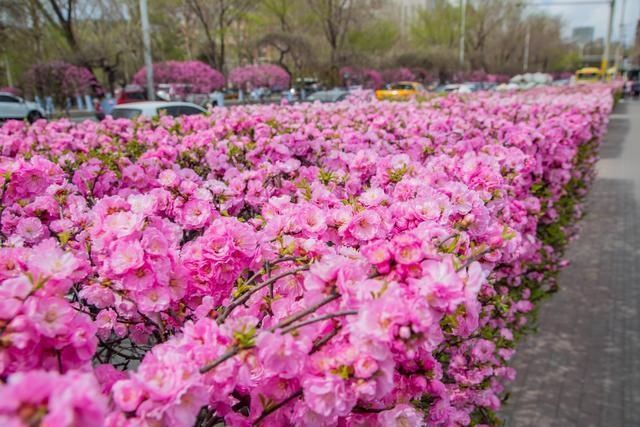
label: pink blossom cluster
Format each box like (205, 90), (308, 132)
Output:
(228, 64), (291, 91)
(133, 61), (226, 94)
(0, 84), (613, 426)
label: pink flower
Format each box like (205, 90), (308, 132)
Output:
(354, 356), (378, 379)
(414, 258), (465, 312)
(362, 240), (392, 265)
(359, 187), (387, 207)
(136, 286), (172, 313)
(378, 404), (425, 426)
(112, 379), (145, 412)
(257, 332), (309, 379)
(30, 239), (79, 281)
(296, 204), (327, 235)
(302, 375), (356, 419)
(349, 210), (381, 241)
(392, 234), (423, 265)
(25, 296), (74, 337)
(104, 211), (143, 238)
(15, 217), (45, 243)
(110, 240), (145, 274)
(141, 228), (170, 256)
(180, 199), (212, 230)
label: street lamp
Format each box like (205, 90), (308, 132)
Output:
(459, 0), (466, 67)
(139, 0), (155, 100)
(614, 0), (626, 72)
(601, 0), (615, 74)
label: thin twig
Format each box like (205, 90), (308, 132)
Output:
(217, 265), (310, 324)
(202, 293), (343, 373)
(276, 310), (357, 335)
(456, 248), (493, 272)
(252, 389), (303, 426)
(271, 292), (341, 330)
(437, 233), (458, 249)
(200, 344), (249, 374)
(310, 325), (342, 354)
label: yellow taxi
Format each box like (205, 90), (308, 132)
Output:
(375, 81), (425, 101)
(575, 67), (602, 83)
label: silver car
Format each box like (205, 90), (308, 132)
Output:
(0, 93), (46, 123)
(110, 101), (207, 119)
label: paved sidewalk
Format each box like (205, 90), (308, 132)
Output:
(500, 100), (640, 427)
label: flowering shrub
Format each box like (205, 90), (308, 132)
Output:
(228, 64), (290, 91)
(382, 67), (417, 83)
(133, 60), (225, 94)
(340, 66), (384, 89)
(22, 61), (99, 103)
(0, 85), (613, 426)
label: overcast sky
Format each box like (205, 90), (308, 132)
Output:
(531, 0), (640, 44)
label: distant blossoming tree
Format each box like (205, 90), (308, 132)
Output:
(23, 61), (98, 104)
(340, 66), (383, 89)
(382, 67), (416, 83)
(229, 64), (290, 91)
(132, 60), (225, 94)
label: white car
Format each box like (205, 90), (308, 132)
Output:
(0, 93), (46, 123)
(110, 101), (207, 119)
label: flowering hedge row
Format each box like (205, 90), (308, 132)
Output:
(0, 85), (612, 426)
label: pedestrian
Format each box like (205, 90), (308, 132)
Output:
(93, 97), (105, 121)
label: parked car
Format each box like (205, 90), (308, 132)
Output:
(0, 92), (46, 123)
(223, 88), (240, 100)
(110, 101), (206, 119)
(436, 84), (461, 93)
(306, 89), (349, 103)
(375, 82), (425, 101)
(436, 83), (477, 94)
(116, 85), (148, 104)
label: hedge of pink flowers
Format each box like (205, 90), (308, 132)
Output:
(0, 85), (613, 426)
(133, 61), (225, 94)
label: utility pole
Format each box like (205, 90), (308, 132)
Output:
(139, 0), (155, 100)
(524, 24), (531, 72)
(601, 0), (615, 75)
(459, 0), (467, 67)
(614, 0), (626, 72)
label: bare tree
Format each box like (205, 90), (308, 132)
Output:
(185, 0), (258, 71)
(257, 33), (314, 75)
(32, 0), (80, 50)
(306, 0), (357, 80)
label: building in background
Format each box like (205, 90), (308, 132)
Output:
(572, 26), (595, 45)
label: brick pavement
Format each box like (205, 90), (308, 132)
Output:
(499, 100), (640, 427)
